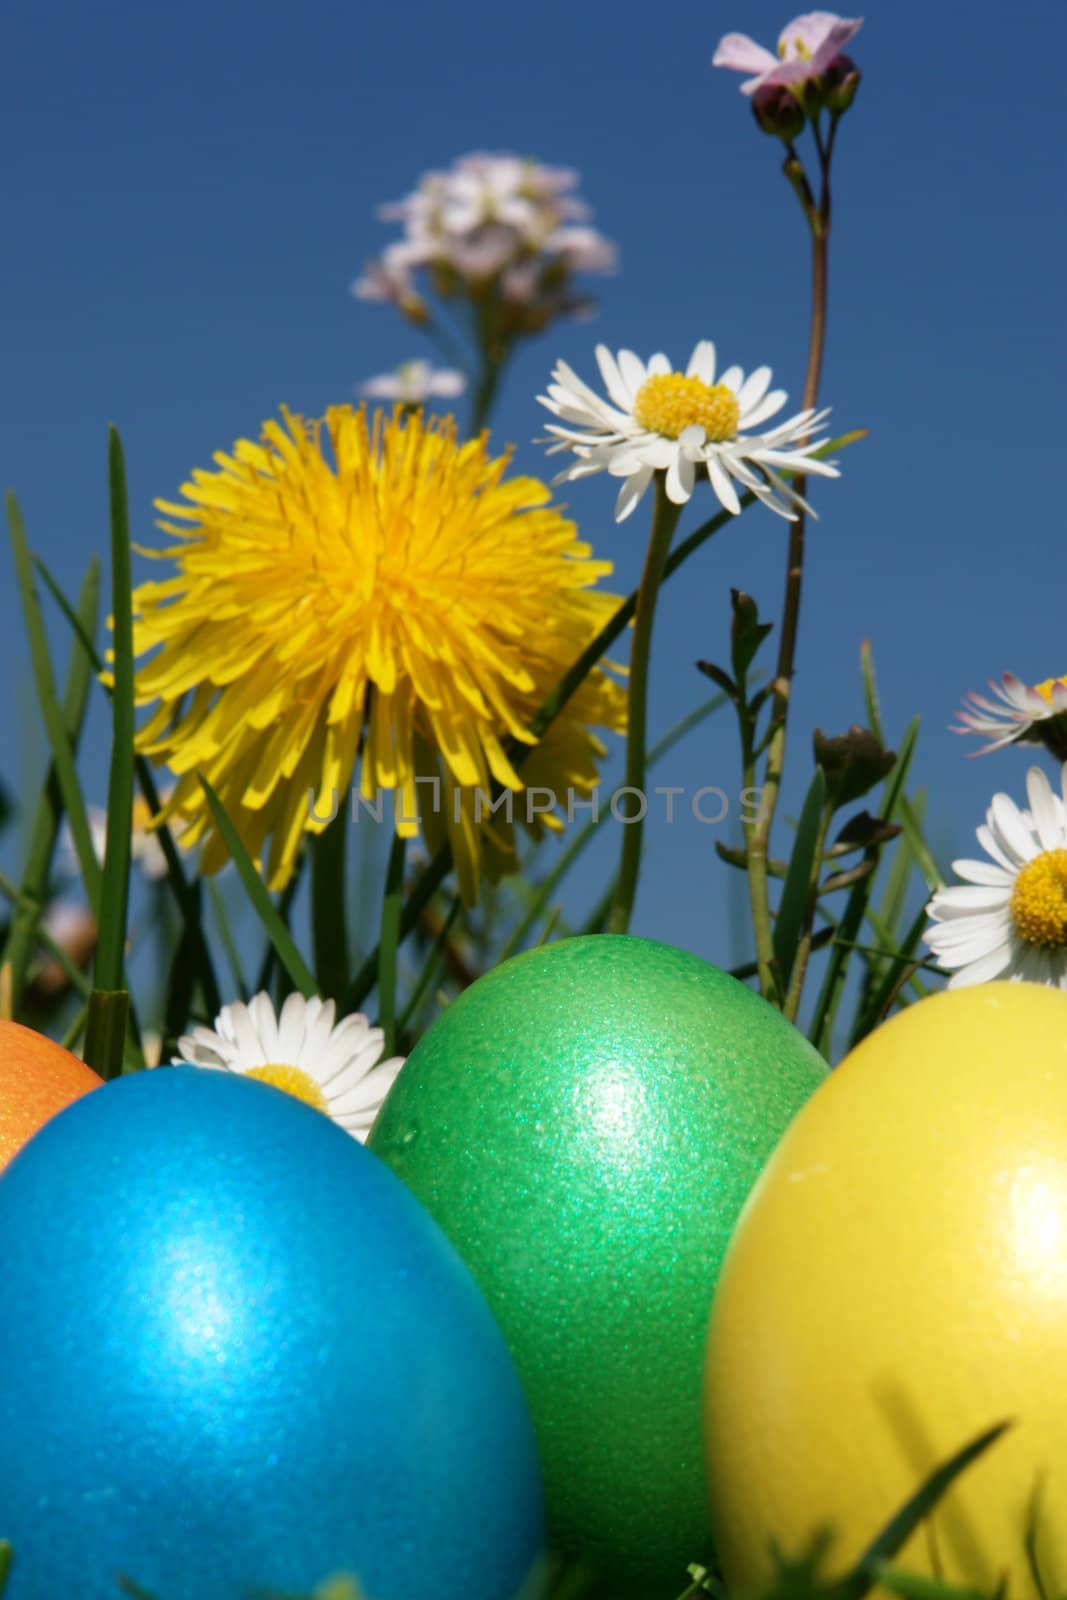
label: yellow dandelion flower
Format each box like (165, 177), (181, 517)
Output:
(131, 405), (626, 902)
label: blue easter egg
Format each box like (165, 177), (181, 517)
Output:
(0, 1066), (545, 1600)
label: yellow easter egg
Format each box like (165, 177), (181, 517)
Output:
(703, 982), (1067, 1598)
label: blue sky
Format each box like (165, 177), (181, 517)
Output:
(2, 0), (1065, 1005)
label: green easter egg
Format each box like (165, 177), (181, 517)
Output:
(369, 934), (826, 1594)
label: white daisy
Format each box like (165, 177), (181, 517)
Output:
(174, 991), (405, 1141)
(537, 340), (838, 523)
(923, 765), (1067, 990)
(952, 672), (1067, 758)
(358, 360), (467, 405)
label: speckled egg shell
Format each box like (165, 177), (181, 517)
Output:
(0, 1018), (101, 1168)
(369, 933), (827, 1592)
(704, 982), (1067, 1599)
(0, 1066), (546, 1600)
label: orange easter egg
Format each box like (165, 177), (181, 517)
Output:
(0, 1020), (102, 1168)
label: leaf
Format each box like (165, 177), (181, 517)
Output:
(853, 902), (940, 1043)
(199, 776), (317, 999)
(820, 859), (877, 895)
(773, 768), (827, 992)
(814, 725), (896, 812)
(6, 491), (101, 913)
(860, 638), (885, 746)
(809, 719), (920, 1055)
(715, 842), (788, 877)
(0, 1541), (13, 1593)
(830, 811), (902, 857)
(31, 548), (222, 1021)
(0, 557), (99, 1009)
(730, 588), (774, 680)
(93, 427), (136, 999)
(868, 1566), (995, 1600)
(833, 1421), (1010, 1600)
(695, 659), (738, 701)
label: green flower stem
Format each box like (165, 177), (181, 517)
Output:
(311, 808), (349, 1003)
(782, 802), (834, 1023)
(746, 136), (834, 1004)
(606, 478), (682, 935)
(377, 831), (407, 1057)
(83, 988), (129, 1082)
(469, 349), (506, 437)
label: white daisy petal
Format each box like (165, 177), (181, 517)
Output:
(536, 340), (837, 524)
(953, 672), (1067, 755)
(705, 452), (742, 516)
(614, 466), (654, 522)
(990, 794), (1039, 865)
(923, 762), (1067, 992)
(739, 389), (789, 429)
(595, 345), (636, 410)
(1027, 767), (1062, 852)
(665, 450), (696, 505)
(947, 942), (1015, 987)
(735, 365), (772, 413)
(686, 340), (716, 383)
(951, 859), (1015, 888)
(172, 990), (407, 1142)
(616, 349), (648, 395)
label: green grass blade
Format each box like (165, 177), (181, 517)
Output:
(311, 809), (349, 1003)
(377, 833), (406, 1053)
(773, 768), (827, 994)
(33, 548), (222, 1022)
(860, 638), (884, 746)
(200, 776), (316, 998)
(852, 903), (935, 1040)
(897, 794), (945, 894)
(0, 557), (99, 1007)
(6, 492), (101, 911)
(869, 1566), (996, 1600)
(835, 1421), (1010, 1600)
(253, 864), (306, 999)
(809, 719), (919, 1057)
(0, 1541), (13, 1593)
(93, 428), (136, 994)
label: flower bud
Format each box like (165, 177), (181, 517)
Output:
(751, 84), (806, 141)
(823, 54), (861, 113)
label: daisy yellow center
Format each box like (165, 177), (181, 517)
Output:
(244, 1063), (328, 1113)
(631, 374), (740, 442)
(1010, 850), (1067, 948)
(1034, 676), (1067, 706)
